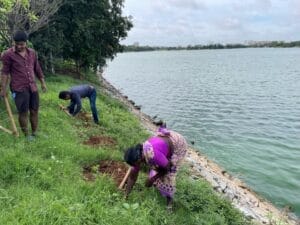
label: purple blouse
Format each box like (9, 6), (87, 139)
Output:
(132, 137), (170, 173)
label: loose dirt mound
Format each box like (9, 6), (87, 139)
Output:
(83, 160), (129, 186)
(83, 136), (117, 147)
(77, 112), (92, 122)
(100, 74), (300, 224)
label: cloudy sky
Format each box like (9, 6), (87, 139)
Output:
(121, 0), (300, 46)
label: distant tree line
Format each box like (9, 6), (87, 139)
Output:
(0, 0), (132, 76)
(124, 41), (300, 52)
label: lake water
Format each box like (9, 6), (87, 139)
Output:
(104, 48), (300, 217)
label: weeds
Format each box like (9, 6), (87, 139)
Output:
(0, 74), (252, 225)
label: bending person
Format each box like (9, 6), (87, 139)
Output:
(59, 84), (99, 124)
(124, 126), (187, 210)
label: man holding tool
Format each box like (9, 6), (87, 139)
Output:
(58, 84), (99, 124)
(0, 30), (47, 139)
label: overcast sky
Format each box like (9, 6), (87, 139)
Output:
(121, 0), (300, 46)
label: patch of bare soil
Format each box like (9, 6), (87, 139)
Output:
(83, 135), (117, 147)
(77, 112), (92, 122)
(99, 73), (299, 225)
(83, 160), (129, 186)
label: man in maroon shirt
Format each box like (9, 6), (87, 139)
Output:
(0, 30), (47, 138)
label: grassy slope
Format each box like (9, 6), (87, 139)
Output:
(0, 74), (251, 225)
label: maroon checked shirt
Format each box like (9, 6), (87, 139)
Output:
(1, 47), (44, 92)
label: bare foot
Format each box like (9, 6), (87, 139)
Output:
(166, 204), (173, 214)
(166, 196), (173, 213)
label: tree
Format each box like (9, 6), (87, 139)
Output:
(59, 0), (132, 72)
(0, 0), (62, 47)
(0, 0), (16, 47)
(31, 0), (132, 74)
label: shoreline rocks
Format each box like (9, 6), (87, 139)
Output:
(99, 73), (299, 225)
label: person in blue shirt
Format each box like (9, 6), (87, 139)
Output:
(59, 84), (99, 124)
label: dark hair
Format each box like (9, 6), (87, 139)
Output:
(59, 91), (71, 99)
(13, 31), (28, 42)
(124, 144), (143, 166)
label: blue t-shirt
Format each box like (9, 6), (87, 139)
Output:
(68, 85), (94, 116)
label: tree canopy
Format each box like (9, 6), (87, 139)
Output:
(0, 0), (62, 47)
(0, 0), (132, 74)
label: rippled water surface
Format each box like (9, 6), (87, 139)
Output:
(104, 48), (300, 216)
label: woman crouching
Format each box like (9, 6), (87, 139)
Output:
(123, 127), (187, 210)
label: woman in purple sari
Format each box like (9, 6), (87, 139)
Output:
(124, 127), (187, 210)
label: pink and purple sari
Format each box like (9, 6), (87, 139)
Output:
(142, 128), (187, 198)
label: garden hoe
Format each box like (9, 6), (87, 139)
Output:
(0, 95), (19, 137)
(118, 167), (131, 190)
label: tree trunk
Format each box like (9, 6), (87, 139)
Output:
(49, 50), (55, 74)
(75, 61), (83, 80)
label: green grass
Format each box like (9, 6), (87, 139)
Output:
(0, 74), (252, 225)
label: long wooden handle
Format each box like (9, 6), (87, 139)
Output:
(0, 125), (13, 134)
(118, 167), (131, 190)
(59, 104), (72, 116)
(4, 96), (18, 136)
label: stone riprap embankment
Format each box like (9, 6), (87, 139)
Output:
(99, 74), (299, 225)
